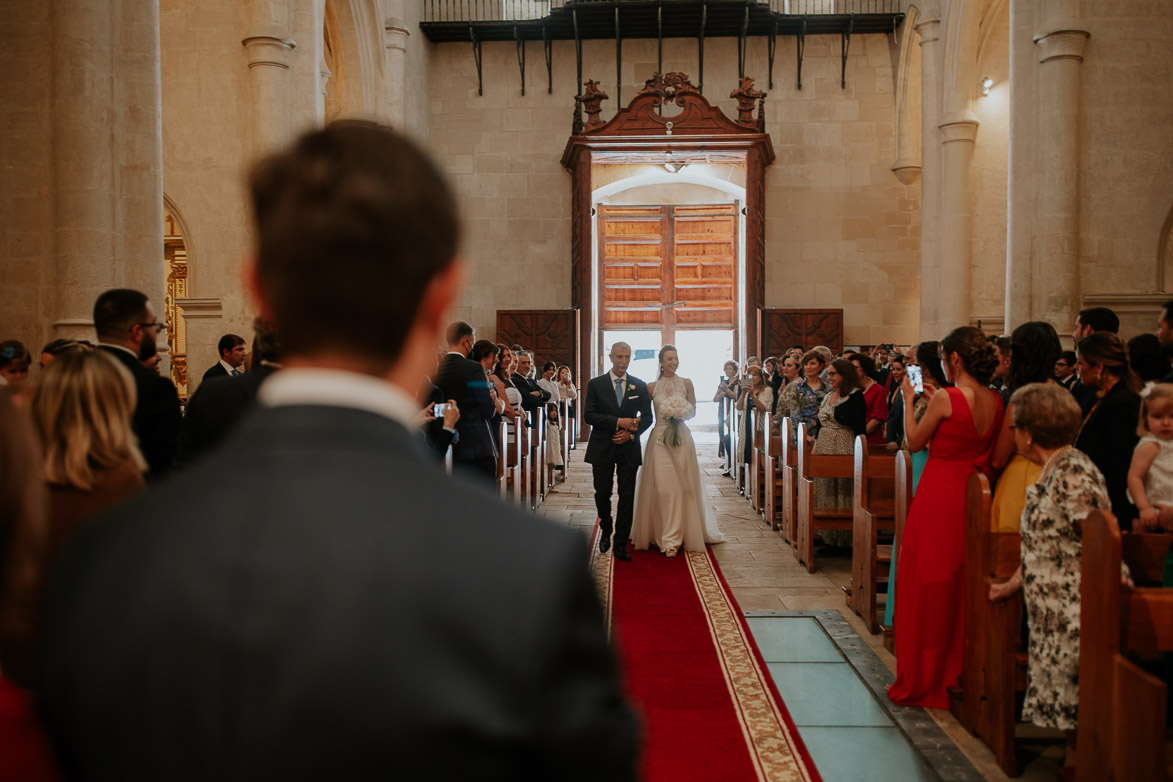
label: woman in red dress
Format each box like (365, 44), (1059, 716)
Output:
(888, 327), (1002, 708)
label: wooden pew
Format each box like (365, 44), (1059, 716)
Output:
(731, 397), (745, 496)
(794, 421), (855, 573)
(751, 426), (766, 516)
(780, 417), (803, 547)
(847, 435), (896, 633)
(496, 421), (506, 499)
(882, 449), (914, 653)
(500, 419), (522, 505)
(1078, 514), (1173, 782)
(762, 415), (783, 532)
(954, 472), (1025, 778)
(530, 412), (546, 509)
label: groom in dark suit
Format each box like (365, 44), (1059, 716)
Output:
(584, 342), (654, 561)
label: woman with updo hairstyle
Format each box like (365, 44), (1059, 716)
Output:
(889, 326), (1004, 709)
(31, 349), (146, 560)
(988, 383), (1112, 772)
(988, 321), (1062, 532)
(1074, 331), (1142, 529)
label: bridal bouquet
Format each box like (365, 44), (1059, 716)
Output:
(657, 396), (695, 447)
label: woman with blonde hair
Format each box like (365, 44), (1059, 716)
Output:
(31, 349), (146, 555)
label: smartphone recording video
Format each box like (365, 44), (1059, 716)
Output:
(907, 365), (923, 394)
(433, 403), (447, 417)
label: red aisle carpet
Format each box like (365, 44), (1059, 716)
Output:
(593, 532), (822, 782)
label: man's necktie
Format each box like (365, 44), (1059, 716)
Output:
(614, 377), (624, 406)
(231, 369), (241, 377)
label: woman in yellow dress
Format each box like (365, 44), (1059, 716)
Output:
(989, 322), (1062, 531)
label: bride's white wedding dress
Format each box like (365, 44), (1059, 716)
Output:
(631, 374), (726, 555)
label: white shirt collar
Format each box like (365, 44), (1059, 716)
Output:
(257, 368), (420, 432)
(219, 359), (239, 375)
(609, 370), (627, 387)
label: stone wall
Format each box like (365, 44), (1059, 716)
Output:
(426, 32), (920, 346)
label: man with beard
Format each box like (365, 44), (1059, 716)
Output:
(93, 288), (182, 479)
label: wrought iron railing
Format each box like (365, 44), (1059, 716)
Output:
(423, 0), (906, 25)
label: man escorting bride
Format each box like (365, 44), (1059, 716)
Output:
(631, 345), (726, 556)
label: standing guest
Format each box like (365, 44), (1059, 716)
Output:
(38, 339), (84, 370)
(139, 341), (162, 374)
(0, 390), (61, 780)
(175, 319), (283, 469)
(988, 383), (1114, 775)
(1126, 332), (1169, 392)
(1157, 298), (1173, 383)
(813, 359), (867, 547)
(202, 334), (247, 381)
(764, 356), (783, 399)
(537, 361), (562, 406)
(990, 335), (1012, 403)
(513, 351), (551, 427)
(782, 350), (829, 445)
(714, 360), (741, 474)
(989, 322), (1062, 532)
(31, 350), (146, 562)
(436, 321), (498, 485)
(557, 365), (578, 446)
(470, 339), (505, 441)
(1075, 331), (1142, 530)
(772, 354), (801, 421)
(1126, 384), (1173, 532)
(849, 352), (887, 446)
(38, 121), (637, 780)
(884, 356), (907, 453)
(889, 327), (1002, 709)
(0, 341), (30, 388)
(92, 289), (182, 480)
(1070, 306), (1120, 407)
(494, 346), (526, 452)
(1054, 350), (1078, 391)
(737, 365), (774, 474)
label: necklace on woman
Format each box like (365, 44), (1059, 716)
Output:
(1040, 445), (1073, 479)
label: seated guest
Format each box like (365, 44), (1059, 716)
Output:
(989, 322), (1062, 532)
(989, 383), (1114, 775)
(31, 347), (146, 559)
(1126, 332), (1169, 392)
(848, 352), (886, 446)
(92, 288), (181, 479)
(1053, 350), (1077, 391)
(1075, 331), (1142, 529)
(202, 333), (247, 381)
(0, 390), (60, 779)
(175, 319), (282, 468)
(37, 122), (636, 780)
(813, 359), (867, 547)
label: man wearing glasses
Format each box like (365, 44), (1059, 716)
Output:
(93, 288), (182, 479)
(1054, 351), (1078, 392)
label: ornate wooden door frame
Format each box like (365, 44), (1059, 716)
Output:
(561, 72), (774, 386)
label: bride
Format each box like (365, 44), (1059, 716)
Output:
(631, 345), (727, 556)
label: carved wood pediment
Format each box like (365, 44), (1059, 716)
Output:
(578, 72), (765, 138)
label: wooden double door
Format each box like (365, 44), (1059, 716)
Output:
(597, 204), (738, 345)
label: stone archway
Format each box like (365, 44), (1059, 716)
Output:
(562, 72), (774, 387)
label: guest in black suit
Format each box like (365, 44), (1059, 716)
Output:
(513, 350), (550, 427)
(92, 289), (182, 480)
(175, 319), (281, 469)
(38, 121), (637, 781)
(435, 321), (498, 484)
(1075, 331), (1142, 530)
(584, 342), (654, 561)
(1069, 306), (1119, 410)
(201, 333), (247, 382)
(1054, 350), (1078, 391)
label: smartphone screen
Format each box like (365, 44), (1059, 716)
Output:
(433, 402), (446, 417)
(906, 365), (923, 394)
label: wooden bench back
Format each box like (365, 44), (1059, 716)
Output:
(796, 422), (853, 480)
(852, 434), (896, 510)
(893, 450), (913, 568)
(1078, 512), (1173, 782)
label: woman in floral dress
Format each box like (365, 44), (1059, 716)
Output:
(989, 383), (1114, 773)
(781, 350), (829, 445)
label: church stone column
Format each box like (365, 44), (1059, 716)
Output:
(915, 17), (942, 339)
(242, 0), (296, 157)
(51, 0), (164, 340)
(1032, 27), (1089, 334)
(937, 117), (980, 331)
(384, 17), (411, 128)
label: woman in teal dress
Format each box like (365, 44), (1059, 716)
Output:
(883, 341), (948, 628)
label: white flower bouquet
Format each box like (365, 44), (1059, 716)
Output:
(657, 396), (695, 447)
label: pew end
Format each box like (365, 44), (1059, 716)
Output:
(794, 422), (855, 574)
(882, 449), (915, 654)
(848, 435), (897, 633)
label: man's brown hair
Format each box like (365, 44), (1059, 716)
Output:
(249, 121), (460, 368)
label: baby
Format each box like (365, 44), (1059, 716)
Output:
(1126, 384), (1173, 532)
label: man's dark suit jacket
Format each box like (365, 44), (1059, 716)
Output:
(202, 362), (232, 382)
(424, 383), (457, 461)
(98, 345), (181, 480)
(435, 352), (497, 462)
(512, 372), (550, 427)
(583, 374), (654, 467)
(175, 364), (278, 469)
(1075, 380), (1141, 530)
(37, 404), (638, 780)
